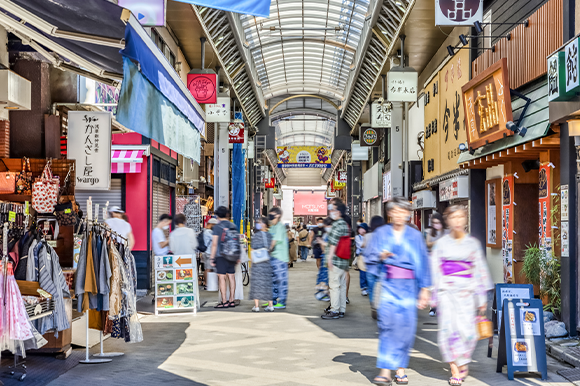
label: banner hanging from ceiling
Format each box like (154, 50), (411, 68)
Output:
(276, 146), (332, 168)
(173, 0), (271, 18)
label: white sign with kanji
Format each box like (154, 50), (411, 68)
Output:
(565, 38), (579, 93)
(387, 70), (418, 102)
(67, 111), (111, 190)
(205, 97), (230, 122)
(371, 101), (391, 128)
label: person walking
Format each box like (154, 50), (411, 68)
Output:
(431, 206), (493, 385)
(268, 207), (289, 309)
(321, 203), (350, 320)
(363, 216), (385, 306)
(355, 223), (369, 296)
(309, 217), (325, 269)
(169, 213), (199, 308)
(287, 225), (298, 267)
(314, 217), (333, 302)
(209, 206), (239, 309)
(366, 198), (431, 386)
(105, 206), (135, 250)
(250, 217), (274, 312)
(298, 225), (309, 262)
(202, 218), (219, 290)
(152, 214), (172, 256)
(426, 212), (446, 317)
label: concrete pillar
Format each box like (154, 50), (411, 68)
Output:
(215, 122), (230, 209)
(390, 102), (404, 197)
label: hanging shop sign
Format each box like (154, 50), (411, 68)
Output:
(333, 179), (346, 191)
(547, 51), (576, 102)
(411, 190), (436, 210)
(538, 165), (552, 256)
(326, 185), (337, 199)
(439, 176), (469, 201)
(371, 101), (392, 128)
(205, 97), (231, 122)
(423, 48), (469, 180)
(565, 37), (580, 94)
(435, 0), (483, 26)
(502, 176), (514, 283)
(154, 255), (196, 315)
(294, 191), (327, 216)
(276, 146), (332, 168)
(462, 58), (513, 150)
(265, 178), (275, 189)
(119, 0), (166, 27)
(228, 122), (244, 143)
(382, 171), (392, 202)
(187, 73), (217, 104)
(360, 126), (382, 147)
(387, 69), (418, 102)
(67, 111), (111, 190)
(337, 171), (347, 183)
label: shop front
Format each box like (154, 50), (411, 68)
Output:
(362, 161), (382, 220)
(411, 189), (437, 231)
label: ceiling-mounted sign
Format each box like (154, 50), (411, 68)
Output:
(387, 69), (418, 102)
(67, 111), (112, 190)
(351, 142), (369, 161)
(294, 191), (327, 216)
(119, 0), (166, 27)
(276, 146), (332, 168)
(435, 0), (483, 26)
(265, 178), (275, 189)
(206, 97), (230, 122)
(337, 171), (347, 183)
(371, 101), (392, 128)
(187, 73), (217, 104)
(462, 58), (513, 150)
(439, 176), (469, 201)
(360, 126), (382, 147)
(228, 122), (244, 143)
(326, 185), (337, 199)
(411, 190), (437, 210)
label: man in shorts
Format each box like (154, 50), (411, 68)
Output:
(210, 206), (239, 308)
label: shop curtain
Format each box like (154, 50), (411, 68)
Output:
(232, 143), (245, 231)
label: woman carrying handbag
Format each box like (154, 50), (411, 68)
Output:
(250, 217), (274, 312)
(430, 205), (493, 385)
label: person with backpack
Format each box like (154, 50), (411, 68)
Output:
(210, 206), (240, 309)
(297, 224), (309, 262)
(268, 207), (289, 309)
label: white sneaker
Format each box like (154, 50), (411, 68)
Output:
(361, 289), (368, 296)
(252, 306), (260, 312)
(264, 306), (274, 312)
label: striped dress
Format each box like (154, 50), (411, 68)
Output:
(249, 231), (273, 301)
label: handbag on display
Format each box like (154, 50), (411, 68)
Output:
(15, 157), (32, 195)
(0, 159), (17, 194)
(476, 315), (493, 340)
(54, 201), (77, 227)
(32, 161), (60, 213)
(251, 232), (270, 264)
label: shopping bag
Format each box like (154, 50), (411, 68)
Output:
(206, 271), (218, 291)
(477, 316), (493, 340)
(32, 161), (60, 213)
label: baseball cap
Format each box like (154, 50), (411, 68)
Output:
(208, 218), (219, 225)
(108, 206), (125, 214)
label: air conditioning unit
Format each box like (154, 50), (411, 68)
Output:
(0, 69), (31, 110)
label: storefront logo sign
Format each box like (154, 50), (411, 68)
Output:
(371, 101), (392, 128)
(228, 122), (244, 143)
(566, 38), (579, 92)
(538, 168), (548, 198)
(435, 0), (483, 26)
(187, 73), (217, 104)
(387, 70), (418, 102)
(337, 171), (347, 183)
(362, 128), (378, 146)
(206, 97), (230, 122)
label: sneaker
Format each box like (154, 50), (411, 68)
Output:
(346, 297), (350, 304)
(339, 312), (345, 318)
(264, 306), (275, 312)
(252, 306), (260, 312)
(429, 310), (436, 317)
(321, 295), (330, 302)
(324, 305), (331, 313)
(321, 311), (340, 319)
(273, 303), (286, 309)
(361, 289), (368, 296)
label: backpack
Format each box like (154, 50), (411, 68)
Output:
(220, 225), (241, 262)
(197, 231), (207, 253)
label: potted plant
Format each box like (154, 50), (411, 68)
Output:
(541, 252), (561, 318)
(521, 243), (541, 294)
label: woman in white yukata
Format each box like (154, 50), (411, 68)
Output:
(430, 205), (493, 385)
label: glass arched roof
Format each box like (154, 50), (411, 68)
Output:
(274, 114), (335, 147)
(240, 0), (371, 100)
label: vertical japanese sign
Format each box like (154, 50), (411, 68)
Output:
(67, 111), (111, 190)
(561, 184), (569, 257)
(538, 165), (551, 256)
(502, 176), (514, 283)
(371, 101), (392, 128)
(565, 38), (579, 93)
(387, 70), (418, 102)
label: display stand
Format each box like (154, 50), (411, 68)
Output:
(79, 311), (111, 364)
(154, 255), (197, 315)
(93, 331), (124, 358)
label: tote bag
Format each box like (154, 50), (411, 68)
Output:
(251, 232), (270, 264)
(32, 162), (60, 213)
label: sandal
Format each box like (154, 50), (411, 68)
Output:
(228, 301), (236, 308)
(214, 302), (229, 309)
(448, 377), (462, 385)
(373, 376), (392, 386)
(395, 375), (408, 385)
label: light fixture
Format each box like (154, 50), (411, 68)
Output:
(469, 148), (476, 156)
(4, 106), (19, 110)
(447, 45), (455, 57)
(506, 121), (528, 137)
(475, 20), (529, 35)
(458, 143), (468, 152)
(243, 41), (250, 48)
(459, 35), (469, 46)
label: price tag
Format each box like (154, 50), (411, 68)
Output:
(8, 211), (15, 222)
(64, 208), (71, 214)
(24, 201), (29, 215)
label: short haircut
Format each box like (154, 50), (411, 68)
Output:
(335, 203), (347, 218)
(316, 217), (324, 222)
(159, 214), (172, 222)
(330, 197), (343, 205)
(269, 207), (282, 216)
(323, 217), (334, 226)
(215, 206), (230, 219)
(370, 215), (385, 232)
(386, 197), (411, 213)
(174, 213), (186, 225)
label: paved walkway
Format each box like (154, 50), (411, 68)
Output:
(46, 259), (573, 386)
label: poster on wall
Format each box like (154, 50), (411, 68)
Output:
(67, 111), (112, 191)
(538, 165), (551, 255)
(561, 184), (569, 221)
(276, 146), (332, 168)
(486, 179), (499, 246)
(502, 176), (514, 283)
(383, 171), (392, 202)
(293, 191), (327, 216)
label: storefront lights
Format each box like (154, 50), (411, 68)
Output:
(567, 120), (580, 136)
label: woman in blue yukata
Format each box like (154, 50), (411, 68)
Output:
(367, 197), (431, 386)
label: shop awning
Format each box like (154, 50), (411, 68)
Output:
(111, 145), (149, 174)
(0, 0), (205, 163)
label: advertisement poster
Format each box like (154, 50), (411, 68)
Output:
(561, 185), (569, 221)
(561, 221), (569, 257)
(520, 308), (541, 336)
(383, 171), (392, 202)
(502, 176), (514, 283)
(154, 255), (196, 314)
(538, 165), (551, 254)
(487, 182), (497, 245)
(293, 191), (327, 216)
(512, 339), (532, 366)
(228, 122), (244, 143)
(276, 146), (331, 168)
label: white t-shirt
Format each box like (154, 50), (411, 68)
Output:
(152, 227), (168, 256)
(105, 218), (132, 240)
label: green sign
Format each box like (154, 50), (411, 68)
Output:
(548, 51), (576, 101)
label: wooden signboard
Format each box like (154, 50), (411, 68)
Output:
(497, 298), (548, 380)
(486, 179), (501, 248)
(462, 58), (514, 150)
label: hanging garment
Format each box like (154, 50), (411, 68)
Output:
(5, 264), (33, 342)
(108, 242), (123, 317)
(25, 238), (38, 282)
(14, 231), (33, 280)
(80, 233), (97, 313)
(74, 231), (88, 310)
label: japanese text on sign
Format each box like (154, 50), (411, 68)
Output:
(387, 71), (418, 102)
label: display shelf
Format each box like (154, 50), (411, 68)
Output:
(0, 194), (31, 203)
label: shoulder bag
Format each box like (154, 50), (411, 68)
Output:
(251, 232), (270, 264)
(335, 225), (352, 260)
(15, 157), (32, 195)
